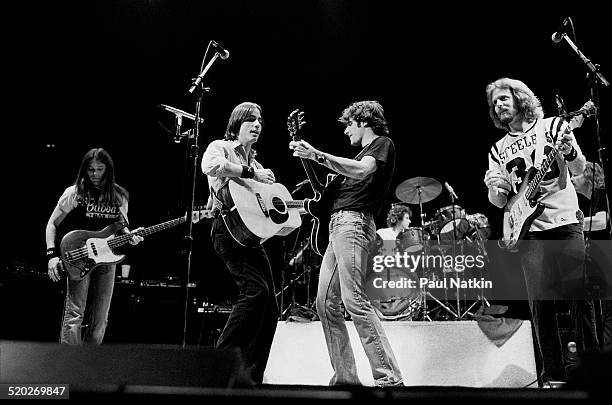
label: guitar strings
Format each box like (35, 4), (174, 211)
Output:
(64, 217), (188, 262)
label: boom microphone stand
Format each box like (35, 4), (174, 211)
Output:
(553, 18), (611, 236)
(178, 41), (228, 348)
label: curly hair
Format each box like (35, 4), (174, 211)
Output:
(338, 100), (389, 136)
(584, 161), (606, 189)
(224, 102), (263, 140)
(485, 78), (544, 130)
(386, 204), (412, 228)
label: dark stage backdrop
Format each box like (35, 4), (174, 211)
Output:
(4, 1), (611, 332)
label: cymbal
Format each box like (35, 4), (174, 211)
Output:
(395, 177), (442, 204)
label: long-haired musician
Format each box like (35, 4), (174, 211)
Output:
(45, 147), (143, 345)
(483, 78), (596, 386)
(201, 102), (278, 384)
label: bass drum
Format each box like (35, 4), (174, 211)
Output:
(365, 267), (422, 321)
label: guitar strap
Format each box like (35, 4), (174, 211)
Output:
(533, 118), (546, 170)
(534, 118), (568, 190)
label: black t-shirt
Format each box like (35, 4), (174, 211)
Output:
(331, 136), (395, 216)
(578, 187), (610, 240)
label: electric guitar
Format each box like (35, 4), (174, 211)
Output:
(500, 101), (595, 251)
(220, 179), (302, 246)
(59, 209), (211, 280)
(287, 109), (343, 256)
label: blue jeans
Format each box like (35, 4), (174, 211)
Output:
(520, 223), (598, 382)
(61, 264), (116, 345)
(316, 210), (403, 386)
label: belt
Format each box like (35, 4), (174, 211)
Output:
(332, 209), (373, 219)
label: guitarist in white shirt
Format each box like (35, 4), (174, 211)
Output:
(483, 78), (595, 386)
(201, 102), (278, 384)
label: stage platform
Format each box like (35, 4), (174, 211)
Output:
(264, 320), (537, 388)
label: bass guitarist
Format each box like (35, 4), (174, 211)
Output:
(45, 148), (143, 345)
(483, 78), (593, 386)
(289, 100), (403, 387)
(201, 101), (278, 384)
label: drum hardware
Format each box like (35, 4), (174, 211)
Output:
(422, 188), (492, 320)
(395, 176), (442, 228)
(384, 178), (493, 321)
(278, 232), (320, 321)
(366, 267), (423, 321)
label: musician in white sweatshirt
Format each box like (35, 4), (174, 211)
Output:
(482, 78), (592, 386)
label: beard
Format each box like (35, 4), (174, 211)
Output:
(498, 111), (514, 125)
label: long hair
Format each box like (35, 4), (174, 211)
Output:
(339, 100), (389, 136)
(224, 102), (263, 140)
(386, 204), (412, 228)
(74, 148), (128, 205)
(485, 78), (544, 130)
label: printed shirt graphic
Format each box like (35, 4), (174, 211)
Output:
(55, 185), (128, 237)
(488, 117), (580, 231)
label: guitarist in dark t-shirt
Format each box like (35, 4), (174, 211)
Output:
(289, 100), (403, 387)
(45, 148), (143, 345)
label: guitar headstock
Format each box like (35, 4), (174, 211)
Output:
(568, 100), (596, 130)
(287, 109), (306, 141)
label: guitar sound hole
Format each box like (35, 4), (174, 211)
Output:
(272, 197), (286, 213)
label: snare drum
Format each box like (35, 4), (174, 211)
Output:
(397, 227), (425, 253)
(434, 205), (470, 240)
(466, 213), (492, 240)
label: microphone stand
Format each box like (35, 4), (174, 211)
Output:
(179, 48), (223, 348)
(448, 192), (462, 320)
(556, 32), (611, 237)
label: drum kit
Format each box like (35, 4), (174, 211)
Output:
(369, 176), (492, 321)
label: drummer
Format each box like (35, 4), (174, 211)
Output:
(376, 204), (413, 255)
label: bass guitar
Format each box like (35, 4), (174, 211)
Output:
(60, 209), (210, 280)
(500, 101), (595, 251)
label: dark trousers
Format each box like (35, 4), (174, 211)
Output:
(211, 217), (279, 383)
(520, 223), (598, 382)
(602, 300), (612, 350)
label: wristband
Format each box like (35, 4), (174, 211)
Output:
(46, 247), (60, 260)
(241, 165), (255, 178)
(564, 146), (578, 162)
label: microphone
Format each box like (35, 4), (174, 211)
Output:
(551, 17), (571, 43)
(158, 104), (204, 123)
(444, 181), (459, 200)
(211, 40), (230, 60)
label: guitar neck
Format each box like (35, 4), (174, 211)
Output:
(285, 200), (305, 209)
(526, 122), (575, 199)
(526, 148), (558, 199)
(292, 135), (325, 193)
(108, 217), (185, 249)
